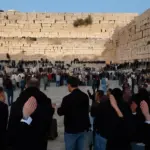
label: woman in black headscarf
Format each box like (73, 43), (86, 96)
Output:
(130, 88), (150, 150)
(106, 88), (134, 150)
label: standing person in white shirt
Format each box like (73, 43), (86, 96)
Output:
(128, 76), (132, 89)
(11, 74), (16, 90)
(15, 74), (20, 88)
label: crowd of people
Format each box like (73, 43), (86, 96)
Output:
(0, 59), (149, 150)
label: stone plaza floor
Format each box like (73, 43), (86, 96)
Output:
(11, 80), (120, 150)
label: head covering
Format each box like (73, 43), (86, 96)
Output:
(27, 77), (40, 88)
(111, 88), (123, 104)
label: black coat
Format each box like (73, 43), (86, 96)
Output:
(131, 113), (150, 150)
(7, 87), (54, 150)
(91, 100), (134, 150)
(0, 101), (8, 150)
(57, 88), (90, 133)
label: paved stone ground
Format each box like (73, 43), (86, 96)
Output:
(10, 80), (120, 150)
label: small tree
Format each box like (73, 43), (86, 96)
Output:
(73, 18), (84, 27)
(84, 15), (92, 26)
(73, 15), (93, 27)
(26, 37), (37, 42)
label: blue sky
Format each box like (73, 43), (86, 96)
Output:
(1, 0), (150, 14)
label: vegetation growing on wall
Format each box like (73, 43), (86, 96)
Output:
(6, 53), (10, 60)
(73, 15), (92, 27)
(147, 41), (150, 45)
(26, 37), (37, 42)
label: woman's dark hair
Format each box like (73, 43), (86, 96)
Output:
(138, 88), (150, 104)
(67, 76), (79, 88)
(108, 88), (112, 93)
(131, 88), (150, 122)
(101, 73), (105, 78)
(97, 90), (104, 97)
(111, 88), (123, 104)
(0, 87), (4, 93)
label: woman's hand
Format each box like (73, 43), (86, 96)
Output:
(140, 100), (150, 121)
(23, 96), (37, 119)
(109, 94), (123, 118)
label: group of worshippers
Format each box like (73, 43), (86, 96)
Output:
(0, 74), (150, 150)
(0, 58), (150, 150)
(57, 76), (150, 150)
(0, 77), (54, 150)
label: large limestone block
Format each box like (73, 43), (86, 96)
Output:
(17, 20), (28, 24)
(40, 28), (51, 32)
(6, 24), (19, 28)
(7, 13), (26, 20)
(21, 31), (32, 36)
(27, 13), (37, 19)
(0, 20), (10, 24)
(41, 23), (52, 27)
(143, 29), (150, 37)
(104, 15), (119, 21)
(23, 28), (40, 32)
(36, 20), (55, 24)
(55, 20), (66, 24)
(0, 12), (8, 19)
(29, 24), (42, 28)
(141, 22), (150, 30)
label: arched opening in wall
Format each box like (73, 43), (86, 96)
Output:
(105, 30), (107, 32)
(101, 29), (102, 32)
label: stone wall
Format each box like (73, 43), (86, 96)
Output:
(0, 11), (138, 60)
(106, 9), (150, 63)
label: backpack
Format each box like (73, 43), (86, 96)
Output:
(48, 118), (58, 140)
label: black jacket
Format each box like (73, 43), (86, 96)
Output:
(131, 112), (150, 150)
(91, 100), (134, 150)
(0, 101), (8, 150)
(91, 101), (110, 137)
(143, 123), (150, 150)
(57, 88), (90, 133)
(7, 87), (54, 150)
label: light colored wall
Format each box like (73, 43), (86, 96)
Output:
(106, 9), (150, 63)
(0, 11), (138, 60)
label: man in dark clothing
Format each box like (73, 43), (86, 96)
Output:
(0, 87), (8, 150)
(7, 78), (54, 150)
(57, 76), (90, 150)
(3, 76), (14, 106)
(140, 100), (150, 150)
